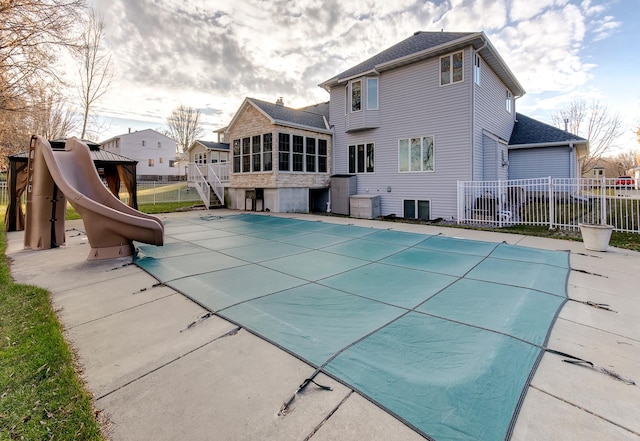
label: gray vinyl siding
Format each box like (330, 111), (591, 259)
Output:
(473, 53), (515, 180)
(508, 147), (571, 180)
(330, 47), (473, 220)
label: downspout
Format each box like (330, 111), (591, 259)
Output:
(569, 142), (575, 179)
(471, 40), (487, 181)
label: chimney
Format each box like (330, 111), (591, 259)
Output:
(128, 127), (131, 133)
(276, 97), (284, 106)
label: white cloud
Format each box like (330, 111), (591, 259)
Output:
(83, 0), (626, 142)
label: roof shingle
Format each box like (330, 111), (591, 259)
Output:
(249, 98), (329, 131)
(509, 113), (587, 146)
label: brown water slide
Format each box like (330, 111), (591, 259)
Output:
(25, 135), (164, 260)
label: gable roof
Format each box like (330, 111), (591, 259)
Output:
(509, 113), (589, 156)
(189, 140), (229, 152)
(509, 113), (587, 145)
(253, 98), (330, 131)
(319, 31), (525, 97)
(226, 97), (331, 134)
(100, 128), (176, 145)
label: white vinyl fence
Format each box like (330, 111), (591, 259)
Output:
(458, 177), (640, 233)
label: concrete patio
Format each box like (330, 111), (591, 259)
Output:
(6, 210), (640, 440)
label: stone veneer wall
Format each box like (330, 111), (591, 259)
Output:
(226, 102), (332, 212)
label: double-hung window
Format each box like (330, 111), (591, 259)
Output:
(241, 137), (250, 172)
(473, 53), (481, 85)
(232, 139), (240, 173)
(306, 137), (316, 172)
(263, 133), (272, 171)
(318, 140), (327, 173)
(252, 135), (261, 172)
(292, 135), (304, 171)
(278, 133), (290, 171)
(440, 51), (463, 85)
(398, 136), (434, 172)
(506, 90), (512, 113)
(348, 143), (374, 174)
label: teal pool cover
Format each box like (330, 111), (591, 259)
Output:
(135, 214), (569, 441)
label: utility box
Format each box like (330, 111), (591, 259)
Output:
(349, 194), (381, 219)
(330, 175), (357, 215)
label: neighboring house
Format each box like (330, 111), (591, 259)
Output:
(319, 31), (588, 220)
(223, 97), (332, 212)
(508, 113), (588, 180)
(188, 140), (230, 166)
(101, 129), (180, 180)
(581, 157), (619, 179)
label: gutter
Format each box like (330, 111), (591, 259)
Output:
(508, 140), (587, 149)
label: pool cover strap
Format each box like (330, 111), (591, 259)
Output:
(546, 349), (636, 385)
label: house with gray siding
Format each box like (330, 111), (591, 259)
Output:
(319, 31), (587, 221)
(508, 113), (588, 180)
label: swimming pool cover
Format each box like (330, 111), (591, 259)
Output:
(135, 214), (569, 441)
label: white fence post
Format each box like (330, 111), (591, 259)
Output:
(457, 181), (462, 224)
(547, 176), (554, 229)
(600, 177), (607, 225)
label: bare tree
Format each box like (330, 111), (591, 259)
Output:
(77, 8), (112, 139)
(166, 105), (204, 154)
(606, 150), (638, 176)
(552, 99), (625, 175)
(0, 0), (84, 165)
(0, 0), (84, 111)
(28, 86), (79, 139)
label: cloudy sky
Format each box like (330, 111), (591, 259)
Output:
(82, 0), (639, 150)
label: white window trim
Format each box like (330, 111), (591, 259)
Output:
(506, 90), (513, 113)
(366, 77), (379, 110)
(403, 199), (431, 220)
(277, 132), (326, 174)
(350, 79), (362, 113)
(348, 143), (375, 174)
(398, 135), (435, 173)
(473, 53), (481, 85)
(440, 51), (464, 86)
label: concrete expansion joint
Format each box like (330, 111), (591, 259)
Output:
(66, 294), (177, 330)
(530, 385), (640, 437)
(558, 317), (640, 344)
(95, 326), (243, 402)
(302, 390), (354, 441)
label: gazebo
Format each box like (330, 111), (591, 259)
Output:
(5, 139), (139, 232)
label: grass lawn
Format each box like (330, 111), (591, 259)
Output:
(65, 200), (203, 220)
(0, 215), (104, 440)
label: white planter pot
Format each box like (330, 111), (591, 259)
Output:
(579, 224), (613, 252)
